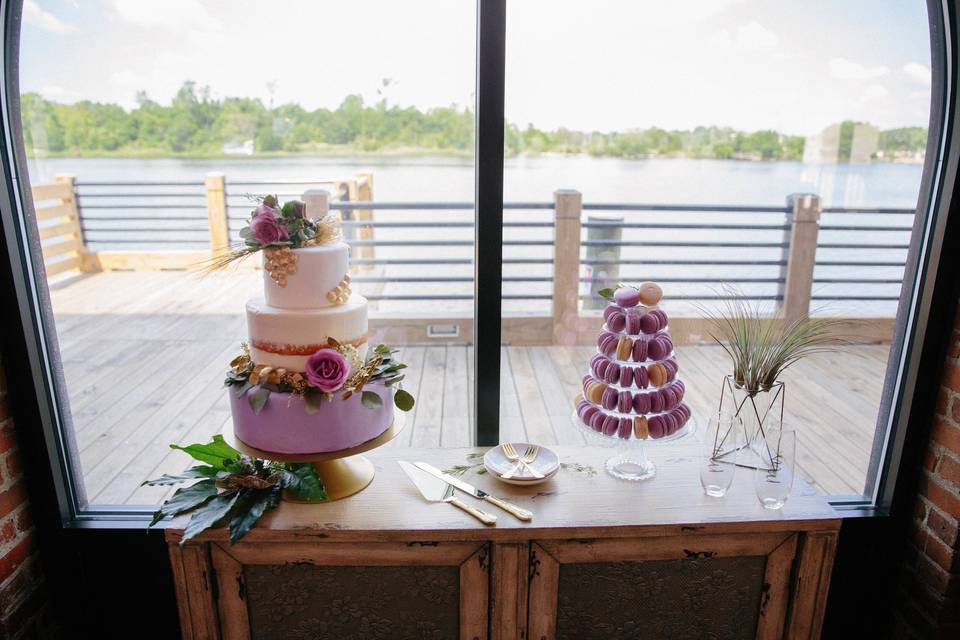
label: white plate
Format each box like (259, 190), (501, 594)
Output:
(484, 443), (560, 485)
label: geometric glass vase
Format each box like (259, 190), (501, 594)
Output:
(713, 375), (785, 472)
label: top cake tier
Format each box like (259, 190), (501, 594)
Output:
(263, 242), (350, 309)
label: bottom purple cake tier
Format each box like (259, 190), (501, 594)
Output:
(230, 381), (395, 454)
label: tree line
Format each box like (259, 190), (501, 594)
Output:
(20, 81), (927, 161)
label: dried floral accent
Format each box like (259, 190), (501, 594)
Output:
(264, 247), (297, 288)
(303, 212), (343, 246)
(251, 335), (368, 356)
(326, 272), (352, 304)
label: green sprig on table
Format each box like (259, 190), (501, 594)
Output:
(143, 435), (326, 544)
(444, 452), (598, 477)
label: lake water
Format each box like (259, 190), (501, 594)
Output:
(27, 155), (921, 317)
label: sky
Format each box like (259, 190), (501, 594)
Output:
(20, 0), (932, 136)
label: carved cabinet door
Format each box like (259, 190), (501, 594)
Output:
(526, 532), (832, 640)
(196, 540), (489, 640)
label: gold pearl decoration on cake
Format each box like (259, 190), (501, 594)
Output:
(264, 247), (298, 288)
(325, 273), (352, 305)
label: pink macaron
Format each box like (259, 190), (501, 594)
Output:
(635, 365), (649, 388)
(650, 391), (664, 414)
(639, 312), (659, 334)
(618, 366), (633, 388)
(590, 411), (606, 431)
(648, 336), (669, 361)
(602, 415), (619, 436)
(633, 391), (651, 414)
(596, 330), (615, 349)
(607, 311), (626, 333)
(604, 362), (621, 384)
(617, 417), (633, 439)
(625, 311), (642, 335)
(648, 415), (665, 438)
(600, 335), (618, 356)
(618, 390), (632, 413)
(603, 304), (620, 322)
(601, 386), (618, 410)
(614, 286), (641, 308)
(632, 337), (648, 362)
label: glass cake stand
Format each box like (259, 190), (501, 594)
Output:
(222, 410), (406, 502)
(570, 407), (695, 481)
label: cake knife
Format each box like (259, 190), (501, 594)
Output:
(413, 462), (534, 521)
(398, 461), (497, 525)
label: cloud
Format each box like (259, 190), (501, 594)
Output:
(861, 84), (890, 101)
(902, 62), (931, 86)
(23, 0), (76, 34)
(110, 0), (221, 31)
(709, 21), (779, 51)
(829, 58), (889, 80)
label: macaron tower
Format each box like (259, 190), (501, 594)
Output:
(575, 282), (691, 440)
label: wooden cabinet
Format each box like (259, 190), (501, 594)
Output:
(166, 447), (840, 640)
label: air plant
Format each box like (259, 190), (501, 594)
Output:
(700, 286), (849, 396)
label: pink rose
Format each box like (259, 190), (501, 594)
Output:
(304, 348), (349, 392)
(249, 205), (289, 245)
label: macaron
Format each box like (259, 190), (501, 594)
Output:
(638, 282), (663, 306)
(618, 390), (632, 413)
(648, 335), (669, 361)
(639, 312), (659, 334)
(648, 415), (665, 439)
(604, 362), (621, 384)
(607, 311), (626, 333)
(660, 388), (675, 410)
(650, 309), (668, 328)
(603, 304), (620, 322)
(648, 363), (668, 387)
(596, 330), (615, 349)
(602, 415), (619, 436)
(632, 337), (648, 362)
(587, 381), (605, 404)
(649, 390), (663, 413)
(614, 286), (641, 308)
(634, 416), (649, 439)
(590, 411), (606, 431)
(617, 417), (633, 439)
(664, 412), (678, 435)
(594, 358), (608, 379)
(635, 365), (649, 388)
(616, 336), (633, 361)
(663, 358), (678, 381)
(618, 366), (633, 388)
(633, 391), (651, 414)
(581, 404), (599, 424)
(625, 311), (642, 335)
(600, 334), (618, 356)
(601, 386), (618, 410)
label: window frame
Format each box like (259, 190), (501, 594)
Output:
(0, 0), (954, 525)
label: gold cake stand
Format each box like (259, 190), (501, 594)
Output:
(222, 411), (406, 502)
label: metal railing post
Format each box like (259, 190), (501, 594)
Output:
(783, 193), (822, 324)
(204, 173), (229, 254)
(553, 190), (582, 344)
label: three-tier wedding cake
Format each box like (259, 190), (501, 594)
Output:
(223, 192), (413, 454)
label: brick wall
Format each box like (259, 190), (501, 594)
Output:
(894, 303), (960, 638)
(0, 365), (53, 639)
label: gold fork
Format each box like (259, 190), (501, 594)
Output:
(502, 443), (544, 479)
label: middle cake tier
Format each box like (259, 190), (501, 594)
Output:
(246, 294), (369, 371)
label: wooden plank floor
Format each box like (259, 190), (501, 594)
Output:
(49, 271), (888, 504)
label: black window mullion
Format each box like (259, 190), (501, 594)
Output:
(474, 0), (506, 446)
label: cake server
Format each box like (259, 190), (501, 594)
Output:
(398, 461), (497, 525)
(413, 462), (534, 521)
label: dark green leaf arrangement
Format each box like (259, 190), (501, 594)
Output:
(144, 435), (327, 544)
(224, 342), (415, 415)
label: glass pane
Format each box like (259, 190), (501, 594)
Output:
(20, 0), (476, 507)
(502, 0), (931, 498)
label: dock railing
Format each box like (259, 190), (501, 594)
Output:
(31, 173), (911, 345)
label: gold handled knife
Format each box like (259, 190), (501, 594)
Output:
(413, 462), (534, 521)
(398, 461), (497, 525)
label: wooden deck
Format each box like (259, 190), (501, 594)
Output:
(49, 270), (889, 504)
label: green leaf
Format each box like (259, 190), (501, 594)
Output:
(181, 493), (241, 544)
(141, 466), (218, 487)
(597, 287), (615, 301)
(227, 487), (281, 544)
(394, 389), (415, 412)
(282, 464), (327, 501)
(170, 435), (241, 469)
(149, 480), (217, 527)
(239, 227), (253, 240)
(374, 344), (391, 354)
(248, 385), (271, 414)
(361, 390), (383, 410)
(262, 194), (278, 208)
(304, 387), (324, 414)
(230, 381), (253, 397)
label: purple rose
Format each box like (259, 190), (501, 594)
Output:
(304, 348), (349, 392)
(249, 205), (289, 245)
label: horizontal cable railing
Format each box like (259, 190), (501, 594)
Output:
(60, 178), (912, 313)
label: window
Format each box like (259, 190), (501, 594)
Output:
(0, 0), (950, 519)
(18, 0), (477, 508)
